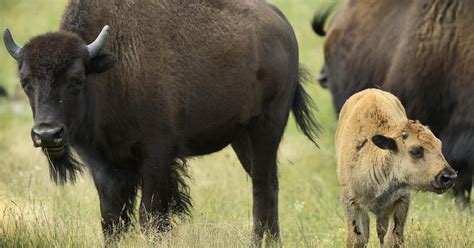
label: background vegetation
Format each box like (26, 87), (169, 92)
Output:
(0, 0), (472, 247)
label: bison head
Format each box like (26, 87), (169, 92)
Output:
(371, 120), (457, 194)
(3, 26), (116, 183)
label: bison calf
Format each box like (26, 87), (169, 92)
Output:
(335, 89), (456, 247)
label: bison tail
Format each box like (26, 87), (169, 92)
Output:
(292, 68), (320, 146)
(312, 3), (336, 37)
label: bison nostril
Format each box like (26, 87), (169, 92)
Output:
(31, 124), (65, 146)
(441, 174), (453, 184)
(53, 127), (64, 140)
(31, 128), (42, 147)
(437, 169), (457, 187)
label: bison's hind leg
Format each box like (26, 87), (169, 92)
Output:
(231, 135), (252, 176)
(231, 111), (289, 246)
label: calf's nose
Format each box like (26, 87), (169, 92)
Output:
(435, 168), (457, 189)
(31, 123), (64, 147)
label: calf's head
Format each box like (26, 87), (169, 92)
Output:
(3, 26), (116, 183)
(3, 26), (115, 156)
(372, 120), (457, 193)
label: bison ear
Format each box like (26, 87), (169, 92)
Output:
(86, 53), (116, 74)
(372, 135), (398, 151)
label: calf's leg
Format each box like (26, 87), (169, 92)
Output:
(341, 195), (369, 248)
(376, 212), (389, 245)
(383, 197), (409, 248)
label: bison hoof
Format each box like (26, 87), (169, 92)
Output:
(455, 196), (471, 211)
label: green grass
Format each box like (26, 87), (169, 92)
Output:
(0, 0), (472, 247)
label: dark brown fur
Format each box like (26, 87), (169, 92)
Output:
(0, 85), (7, 97)
(7, 0), (319, 244)
(314, 0), (473, 210)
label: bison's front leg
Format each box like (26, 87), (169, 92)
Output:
(376, 212), (389, 245)
(383, 197), (409, 248)
(91, 165), (139, 241)
(139, 154), (190, 233)
(140, 156), (172, 232)
(341, 195), (369, 248)
(453, 162), (472, 211)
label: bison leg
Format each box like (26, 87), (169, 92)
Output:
(237, 116), (286, 246)
(233, 133), (279, 246)
(91, 166), (139, 240)
(139, 154), (191, 233)
(453, 163), (472, 211)
(140, 157), (173, 232)
(341, 195), (369, 248)
(249, 139), (280, 246)
(231, 134), (252, 175)
(383, 197), (409, 248)
(376, 213), (389, 245)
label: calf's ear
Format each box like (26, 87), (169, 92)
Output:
(372, 135), (398, 151)
(86, 53), (117, 74)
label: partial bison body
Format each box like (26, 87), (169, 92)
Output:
(3, 0), (318, 244)
(314, 0), (474, 210)
(0, 86), (7, 97)
(336, 89), (456, 247)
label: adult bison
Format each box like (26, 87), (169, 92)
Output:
(313, 0), (473, 210)
(3, 0), (318, 244)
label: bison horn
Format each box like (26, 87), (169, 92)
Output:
(3, 28), (23, 60)
(87, 25), (110, 58)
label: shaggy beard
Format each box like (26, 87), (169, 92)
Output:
(43, 146), (83, 184)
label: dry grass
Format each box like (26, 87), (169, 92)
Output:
(0, 0), (473, 247)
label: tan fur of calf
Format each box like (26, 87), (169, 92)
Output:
(335, 89), (457, 247)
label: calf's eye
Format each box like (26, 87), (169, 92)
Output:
(402, 132), (409, 140)
(409, 147), (424, 158)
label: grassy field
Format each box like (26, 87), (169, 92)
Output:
(0, 0), (472, 247)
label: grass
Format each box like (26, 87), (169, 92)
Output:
(0, 0), (473, 247)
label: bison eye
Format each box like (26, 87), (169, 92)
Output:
(21, 78), (33, 92)
(68, 78), (83, 88)
(409, 147), (424, 158)
(402, 132), (409, 140)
